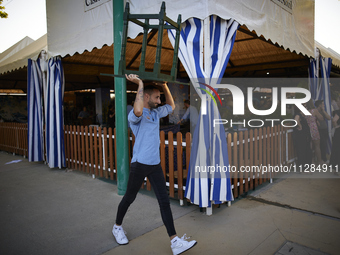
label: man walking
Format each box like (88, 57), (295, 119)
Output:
(112, 74), (197, 255)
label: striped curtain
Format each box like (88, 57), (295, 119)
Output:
(308, 59), (318, 101)
(309, 57), (333, 153)
(27, 59), (44, 162)
(168, 16), (238, 208)
(319, 57), (333, 153)
(45, 57), (66, 168)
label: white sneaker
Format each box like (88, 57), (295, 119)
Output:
(112, 225), (129, 245)
(171, 234), (197, 255)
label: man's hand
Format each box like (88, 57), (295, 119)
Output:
(125, 74), (142, 85)
(157, 82), (175, 111)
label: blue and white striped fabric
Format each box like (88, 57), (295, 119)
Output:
(308, 59), (318, 101)
(319, 57), (333, 153)
(309, 57), (333, 153)
(168, 16), (238, 208)
(45, 57), (66, 168)
(27, 59), (44, 162)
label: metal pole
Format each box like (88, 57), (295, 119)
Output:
(113, 0), (129, 195)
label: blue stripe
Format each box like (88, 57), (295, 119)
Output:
(211, 16), (221, 75)
(27, 59), (32, 160)
(219, 25), (238, 80)
(192, 18), (205, 79)
(46, 57), (66, 168)
(27, 59), (44, 162)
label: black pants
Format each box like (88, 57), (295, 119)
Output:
(319, 128), (328, 162)
(115, 162), (176, 237)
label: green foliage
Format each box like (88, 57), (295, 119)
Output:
(0, 0), (8, 19)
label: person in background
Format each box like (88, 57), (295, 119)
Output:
(330, 109), (340, 170)
(177, 100), (199, 132)
(293, 105), (312, 167)
(78, 106), (90, 120)
(107, 103), (115, 129)
(305, 101), (323, 164)
(315, 100), (331, 163)
(331, 94), (340, 137)
(331, 94), (339, 112)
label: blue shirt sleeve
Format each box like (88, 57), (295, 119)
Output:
(156, 104), (173, 118)
(182, 108), (190, 120)
(128, 109), (142, 124)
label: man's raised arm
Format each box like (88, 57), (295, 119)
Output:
(160, 83), (175, 111)
(126, 74), (144, 117)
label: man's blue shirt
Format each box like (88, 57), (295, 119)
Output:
(128, 104), (172, 165)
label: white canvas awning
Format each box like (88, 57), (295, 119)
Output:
(0, 34), (47, 75)
(46, 0), (113, 57)
(46, 0), (314, 59)
(0, 36), (34, 64)
(315, 41), (340, 68)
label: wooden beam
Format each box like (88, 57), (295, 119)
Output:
(127, 29), (157, 68)
(127, 40), (174, 51)
(225, 59), (309, 73)
(62, 63), (114, 76)
(234, 37), (258, 43)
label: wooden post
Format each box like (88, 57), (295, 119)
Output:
(258, 128), (263, 185)
(94, 127), (98, 177)
(244, 130), (249, 192)
(233, 132), (238, 198)
(254, 129), (258, 188)
(177, 132), (184, 202)
(249, 129), (254, 190)
(98, 127), (103, 178)
(109, 127), (114, 180)
(85, 126), (90, 173)
(239, 131), (244, 196)
(89, 126), (94, 175)
(168, 132), (175, 198)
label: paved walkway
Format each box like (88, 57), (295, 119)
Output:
(1, 152), (339, 255)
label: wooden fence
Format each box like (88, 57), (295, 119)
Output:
(0, 123), (28, 157)
(0, 122), (295, 204)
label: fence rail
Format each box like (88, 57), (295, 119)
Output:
(0, 123), (295, 204)
(0, 123), (28, 157)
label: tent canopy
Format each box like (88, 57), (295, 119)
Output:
(46, 0), (314, 59)
(0, 36), (34, 65)
(316, 41), (340, 68)
(3, 28), (340, 92)
(1, 0), (340, 92)
(0, 34), (47, 75)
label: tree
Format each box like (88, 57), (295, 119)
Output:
(0, 0), (8, 19)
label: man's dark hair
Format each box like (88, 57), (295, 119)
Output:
(315, 100), (323, 108)
(144, 85), (159, 95)
(184, 99), (190, 105)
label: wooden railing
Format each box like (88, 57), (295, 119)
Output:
(0, 123), (296, 204)
(0, 123), (28, 157)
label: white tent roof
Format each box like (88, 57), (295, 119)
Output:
(0, 36), (34, 64)
(0, 34), (47, 75)
(46, 0), (113, 57)
(46, 0), (315, 58)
